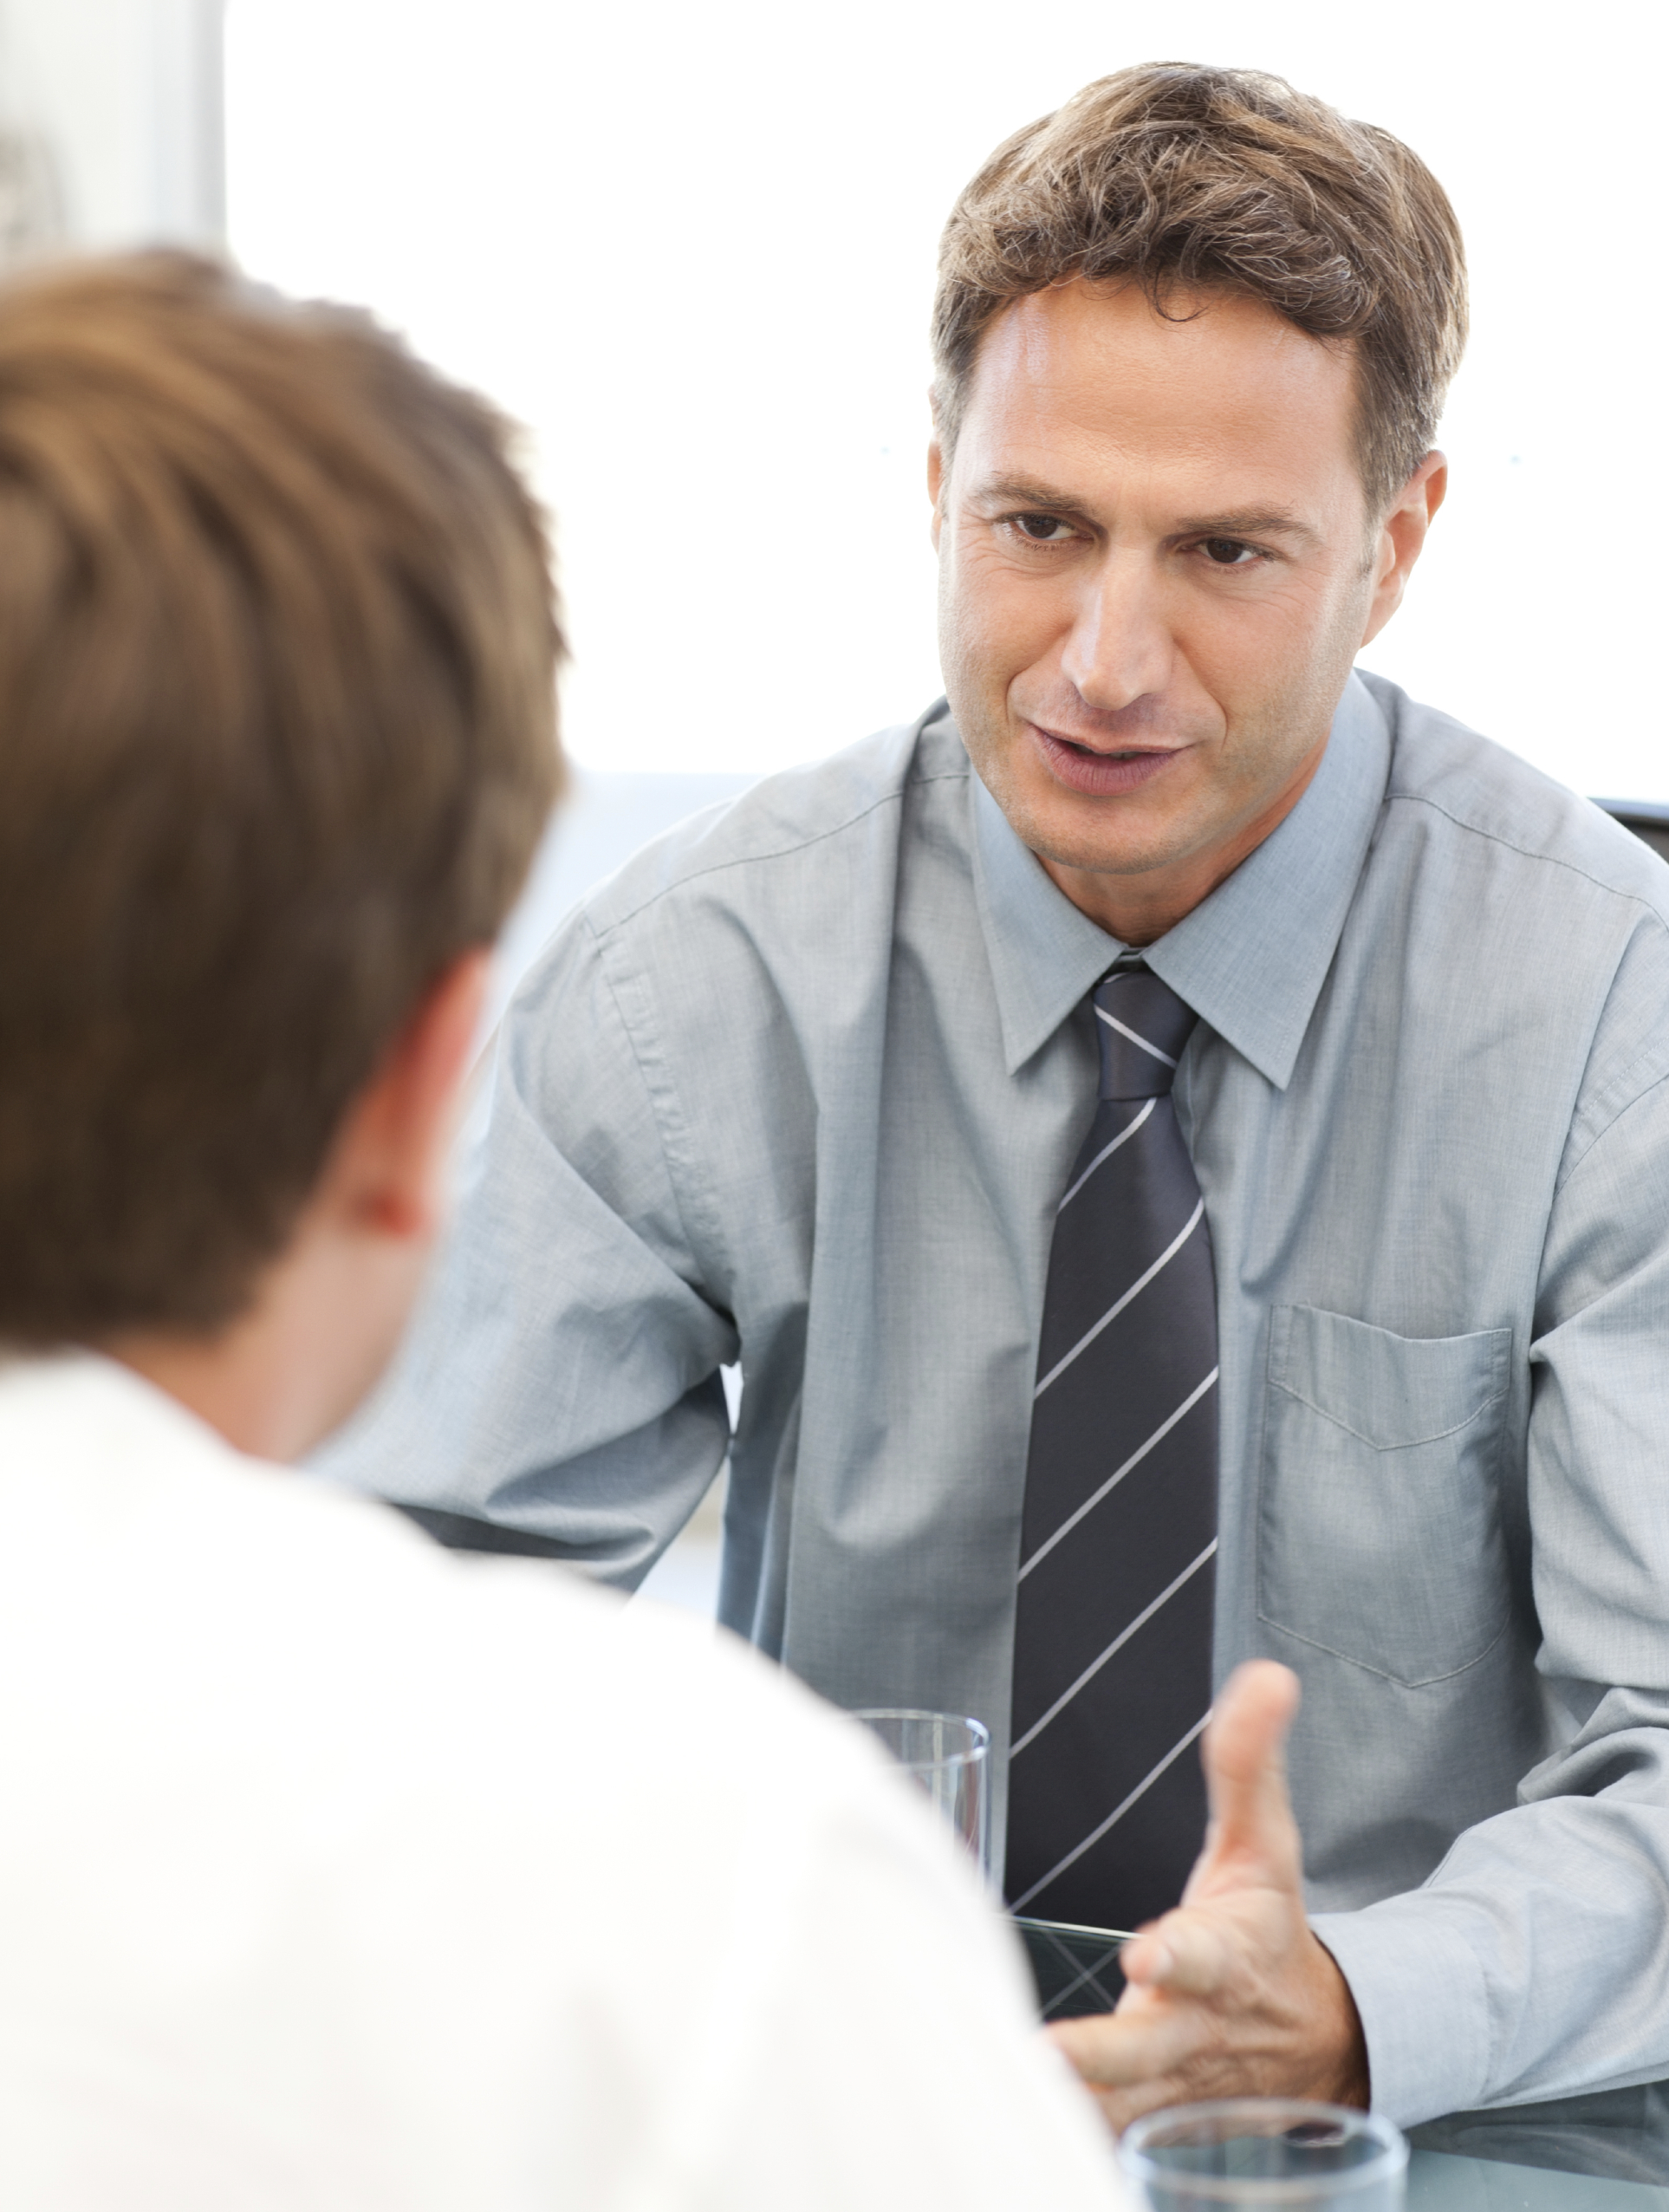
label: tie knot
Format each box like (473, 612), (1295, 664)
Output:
(1092, 969), (1198, 1099)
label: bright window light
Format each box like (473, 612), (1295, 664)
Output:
(228, 0), (1666, 797)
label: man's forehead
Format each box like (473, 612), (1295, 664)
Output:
(955, 280), (1360, 513)
(975, 278), (1350, 397)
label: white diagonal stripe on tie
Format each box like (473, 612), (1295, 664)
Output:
(1057, 1096), (1157, 1211)
(1033, 1200), (1205, 1398)
(1020, 1366), (1218, 1580)
(1010, 1540), (1218, 1756)
(1009, 1711), (1211, 1914)
(1095, 1005), (1178, 1068)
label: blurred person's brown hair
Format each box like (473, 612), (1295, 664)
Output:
(932, 62), (1467, 516)
(0, 252), (563, 1346)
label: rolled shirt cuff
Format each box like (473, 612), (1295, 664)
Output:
(1309, 1902), (1493, 2127)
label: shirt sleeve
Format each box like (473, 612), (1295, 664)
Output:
(313, 912), (738, 1585)
(1315, 1011), (1669, 2124)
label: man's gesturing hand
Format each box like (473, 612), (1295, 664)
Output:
(1047, 1661), (1369, 2133)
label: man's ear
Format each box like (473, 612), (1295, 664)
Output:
(325, 949), (492, 1244)
(1360, 452), (1447, 647)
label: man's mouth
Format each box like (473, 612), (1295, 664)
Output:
(1028, 723), (1183, 798)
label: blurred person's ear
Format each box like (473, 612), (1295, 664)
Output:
(331, 948), (493, 1246)
(112, 948), (491, 1464)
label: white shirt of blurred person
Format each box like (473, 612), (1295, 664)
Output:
(0, 255), (1125, 2211)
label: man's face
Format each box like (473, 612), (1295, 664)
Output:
(931, 280), (1438, 941)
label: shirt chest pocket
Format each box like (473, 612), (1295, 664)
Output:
(1257, 1305), (1513, 1688)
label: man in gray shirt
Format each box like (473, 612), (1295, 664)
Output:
(328, 65), (1669, 2128)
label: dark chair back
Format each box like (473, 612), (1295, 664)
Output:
(1596, 800), (1669, 866)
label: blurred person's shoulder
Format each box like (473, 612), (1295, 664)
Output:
(0, 1350), (1124, 2205)
(0, 1349), (902, 1844)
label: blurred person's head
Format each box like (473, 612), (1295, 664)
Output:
(0, 253), (563, 1450)
(927, 63), (1465, 943)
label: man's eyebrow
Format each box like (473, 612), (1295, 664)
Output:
(1169, 507), (1317, 543)
(970, 476), (1320, 547)
(971, 474), (1093, 512)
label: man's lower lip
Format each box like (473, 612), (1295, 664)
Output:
(1029, 726), (1181, 796)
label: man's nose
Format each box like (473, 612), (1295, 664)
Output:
(1059, 552), (1173, 713)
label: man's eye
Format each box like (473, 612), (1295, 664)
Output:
(1203, 537), (1254, 565)
(1015, 513), (1071, 542)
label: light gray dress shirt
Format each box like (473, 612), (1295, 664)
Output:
(326, 671), (1669, 2127)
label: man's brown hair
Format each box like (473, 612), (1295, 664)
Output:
(933, 62), (1468, 513)
(0, 252), (564, 1344)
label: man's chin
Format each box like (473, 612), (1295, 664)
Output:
(1022, 816), (1205, 895)
(995, 758), (1206, 885)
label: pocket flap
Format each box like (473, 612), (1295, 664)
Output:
(1270, 1304), (1510, 1451)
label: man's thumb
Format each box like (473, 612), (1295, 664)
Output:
(1196, 1660), (1302, 1873)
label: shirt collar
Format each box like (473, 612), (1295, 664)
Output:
(970, 671), (1392, 1088)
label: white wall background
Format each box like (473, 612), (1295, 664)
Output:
(0, 0), (222, 250)
(225, 0), (1667, 800)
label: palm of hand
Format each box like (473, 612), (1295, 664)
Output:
(1046, 1662), (1370, 2132)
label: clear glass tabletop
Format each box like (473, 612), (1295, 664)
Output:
(1408, 2085), (1669, 2206)
(1014, 1918), (1669, 2206)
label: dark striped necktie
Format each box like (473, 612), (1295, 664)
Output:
(1005, 964), (1219, 1930)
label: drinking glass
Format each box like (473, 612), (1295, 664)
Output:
(1120, 2102), (1406, 2212)
(851, 1708), (990, 1879)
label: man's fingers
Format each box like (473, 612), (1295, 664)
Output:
(1120, 1908), (1234, 1998)
(1047, 1994), (1205, 2092)
(1195, 1660), (1302, 1871)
